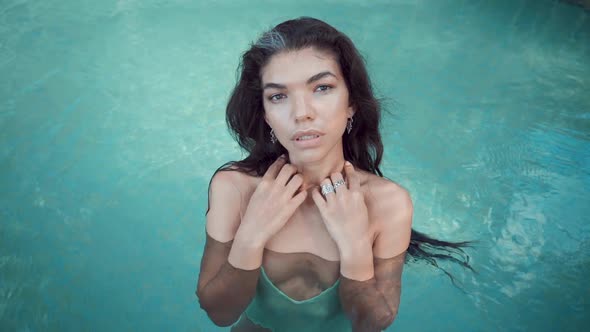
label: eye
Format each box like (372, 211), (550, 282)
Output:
(268, 93), (286, 102)
(315, 85), (333, 93)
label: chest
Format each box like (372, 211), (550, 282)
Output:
(261, 213), (341, 301)
(258, 200), (378, 301)
(264, 202), (341, 260)
(239, 178), (380, 301)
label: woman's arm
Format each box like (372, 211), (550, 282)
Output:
(339, 245), (395, 332)
(196, 171), (264, 327)
(339, 185), (413, 331)
(197, 233), (265, 327)
(339, 251), (406, 331)
(197, 157), (309, 327)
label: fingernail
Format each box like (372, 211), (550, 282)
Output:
(345, 161), (352, 166)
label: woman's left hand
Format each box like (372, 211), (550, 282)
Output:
(311, 161), (371, 255)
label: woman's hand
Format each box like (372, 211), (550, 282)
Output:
(311, 161), (371, 256)
(237, 155), (307, 247)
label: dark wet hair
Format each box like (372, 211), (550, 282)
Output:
(210, 17), (477, 285)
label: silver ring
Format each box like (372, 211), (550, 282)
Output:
(333, 179), (345, 190)
(321, 183), (335, 196)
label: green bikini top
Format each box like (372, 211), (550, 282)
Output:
(242, 266), (352, 331)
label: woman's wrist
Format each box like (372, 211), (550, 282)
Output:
(339, 242), (375, 281)
(228, 228), (266, 270)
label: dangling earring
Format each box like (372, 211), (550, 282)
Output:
(346, 117), (354, 134)
(270, 129), (277, 144)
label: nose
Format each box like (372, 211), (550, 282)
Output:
(293, 94), (315, 122)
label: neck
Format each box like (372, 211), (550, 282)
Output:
(287, 150), (346, 192)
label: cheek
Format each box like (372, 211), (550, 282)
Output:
(264, 108), (289, 131)
(318, 90), (347, 110)
(317, 95), (349, 121)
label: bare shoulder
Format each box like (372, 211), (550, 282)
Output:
(360, 171), (412, 206)
(209, 168), (258, 195)
(206, 168), (259, 243)
(361, 172), (414, 225)
(359, 172), (413, 257)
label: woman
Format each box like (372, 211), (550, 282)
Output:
(196, 17), (474, 332)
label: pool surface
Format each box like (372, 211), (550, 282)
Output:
(1, 0), (589, 331)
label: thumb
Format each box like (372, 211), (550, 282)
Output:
(311, 187), (327, 212)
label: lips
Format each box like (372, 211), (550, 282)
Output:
(291, 129), (325, 141)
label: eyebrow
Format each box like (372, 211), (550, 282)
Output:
(262, 71), (337, 90)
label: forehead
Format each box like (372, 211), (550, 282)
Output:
(261, 47), (342, 84)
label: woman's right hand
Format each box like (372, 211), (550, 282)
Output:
(237, 155), (307, 246)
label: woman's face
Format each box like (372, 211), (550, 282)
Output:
(261, 47), (354, 163)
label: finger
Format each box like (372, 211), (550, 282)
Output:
(329, 172), (347, 194)
(285, 173), (303, 195)
(344, 161), (360, 191)
(263, 155), (287, 181)
(281, 190), (307, 220)
(320, 178), (335, 203)
(275, 163), (298, 186)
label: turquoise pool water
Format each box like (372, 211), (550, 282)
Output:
(1, 0), (588, 331)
